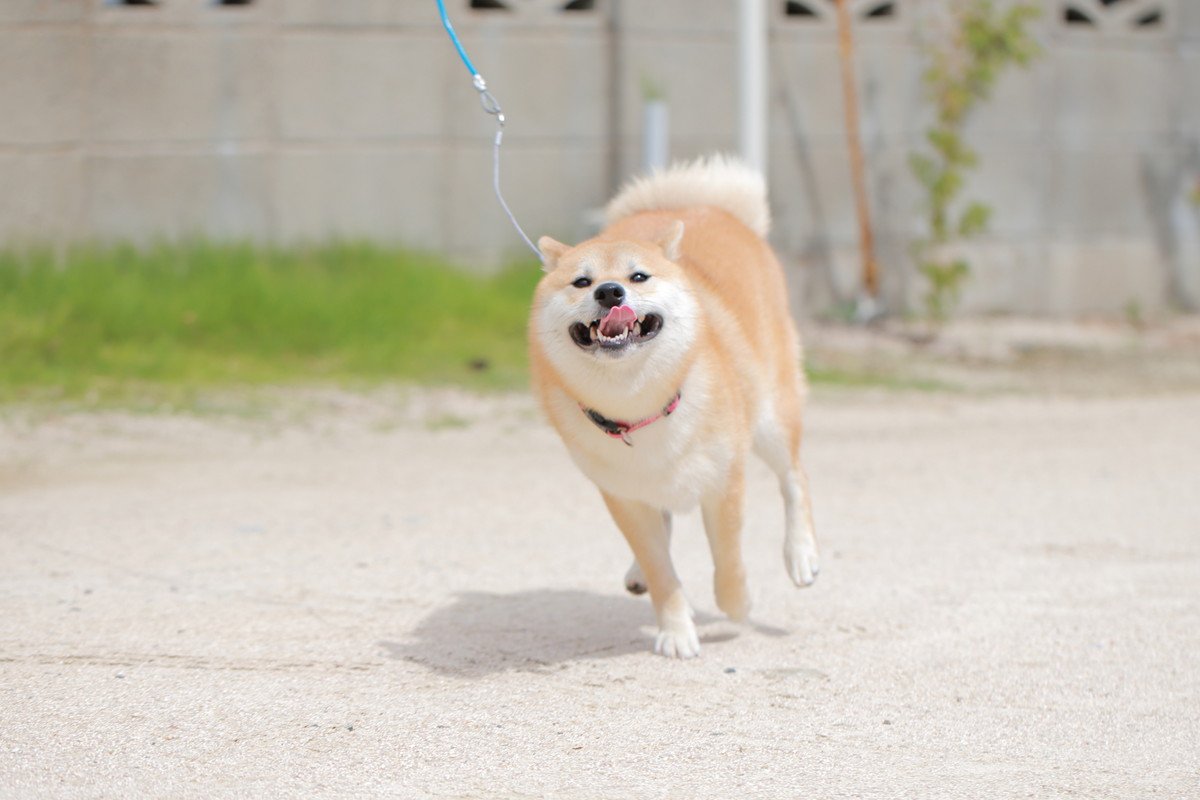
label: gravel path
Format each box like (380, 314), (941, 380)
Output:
(1, 387), (1197, 798)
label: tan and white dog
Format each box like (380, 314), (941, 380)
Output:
(528, 156), (819, 659)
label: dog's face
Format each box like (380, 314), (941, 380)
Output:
(530, 223), (699, 383)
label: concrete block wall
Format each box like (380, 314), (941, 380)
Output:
(0, 0), (1197, 315)
(0, 0), (612, 261)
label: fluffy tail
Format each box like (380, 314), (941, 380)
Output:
(604, 154), (770, 237)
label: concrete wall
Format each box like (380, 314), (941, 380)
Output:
(1, 0), (1198, 315)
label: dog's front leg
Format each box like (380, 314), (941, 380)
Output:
(623, 509), (670, 595)
(601, 492), (698, 659)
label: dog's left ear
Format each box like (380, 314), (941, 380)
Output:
(537, 236), (571, 273)
(654, 220), (685, 262)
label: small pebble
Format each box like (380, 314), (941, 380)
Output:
(724, 667), (736, 674)
(115, 672), (125, 679)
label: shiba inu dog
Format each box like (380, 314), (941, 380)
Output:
(528, 156), (819, 658)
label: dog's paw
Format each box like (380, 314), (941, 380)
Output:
(624, 560), (647, 595)
(784, 539), (820, 588)
(653, 615), (700, 659)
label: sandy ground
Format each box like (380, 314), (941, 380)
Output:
(1, 356), (1199, 796)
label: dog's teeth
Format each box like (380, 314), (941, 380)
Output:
(634, 321), (641, 337)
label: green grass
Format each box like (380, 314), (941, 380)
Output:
(0, 241), (953, 409)
(0, 242), (541, 404)
(805, 364), (951, 393)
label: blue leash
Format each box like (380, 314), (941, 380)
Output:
(436, 0), (479, 77)
(435, 0), (543, 264)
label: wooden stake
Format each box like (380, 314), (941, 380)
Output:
(834, 0), (880, 301)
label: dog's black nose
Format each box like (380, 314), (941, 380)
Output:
(593, 282), (626, 309)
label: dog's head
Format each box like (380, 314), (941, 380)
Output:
(530, 221), (699, 382)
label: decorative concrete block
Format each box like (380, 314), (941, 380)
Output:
(0, 0), (85, 24)
(617, 0), (735, 35)
(617, 38), (737, 140)
(855, 42), (925, 139)
(93, 0), (267, 29)
(1180, 46), (1200, 132)
(85, 152), (273, 241)
(963, 60), (1054, 143)
(1044, 240), (1167, 314)
(90, 31), (272, 143)
(443, 32), (608, 141)
(960, 144), (1054, 238)
(1181, 0), (1200, 41)
(273, 147), (444, 248)
(0, 153), (84, 241)
(951, 242), (1034, 314)
(1053, 47), (1174, 146)
(768, 141), (917, 252)
(772, 0), (914, 42)
(771, 40), (922, 142)
(770, 40), (846, 140)
(0, 31), (85, 144)
(1049, 148), (1154, 238)
(275, 33), (449, 141)
(280, 0), (448, 29)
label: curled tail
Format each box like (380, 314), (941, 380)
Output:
(604, 154), (770, 237)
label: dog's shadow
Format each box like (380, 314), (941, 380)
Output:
(380, 588), (784, 677)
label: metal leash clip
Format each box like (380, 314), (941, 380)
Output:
(472, 74), (505, 125)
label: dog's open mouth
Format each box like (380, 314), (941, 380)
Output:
(569, 305), (664, 350)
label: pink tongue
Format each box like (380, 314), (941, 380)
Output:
(599, 305), (637, 337)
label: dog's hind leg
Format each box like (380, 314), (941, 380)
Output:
(624, 560), (647, 594)
(623, 511), (669, 595)
(602, 494), (698, 658)
(701, 459), (751, 620)
(755, 397), (820, 588)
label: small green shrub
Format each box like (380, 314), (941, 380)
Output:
(910, 0), (1040, 320)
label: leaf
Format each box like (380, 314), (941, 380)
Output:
(909, 153), (938, 190)
(957, 202), (991, 238)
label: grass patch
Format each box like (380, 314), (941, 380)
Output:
(805, 364), (951, 393)
(0, 242), (540, 404)
(0, 241), (953, 408)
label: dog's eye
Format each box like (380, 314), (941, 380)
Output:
(630, 272), (650, 283)
(572, 277), (592, 289)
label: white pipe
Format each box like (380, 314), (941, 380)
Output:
(737, 0), (768, 172)
(642, 100), (669, 173)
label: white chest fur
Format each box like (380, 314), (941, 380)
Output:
(545, 376), (733, 512)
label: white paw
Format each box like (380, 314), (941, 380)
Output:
(785, 538), (820, 587)
(653, 615), (700, 659)
(624, 561), (647, 595)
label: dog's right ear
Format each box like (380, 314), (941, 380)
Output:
(653, 220), (686, 262)
(537, 236), (571, 273)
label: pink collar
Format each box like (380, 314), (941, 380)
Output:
(580, 391), (682, 446)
